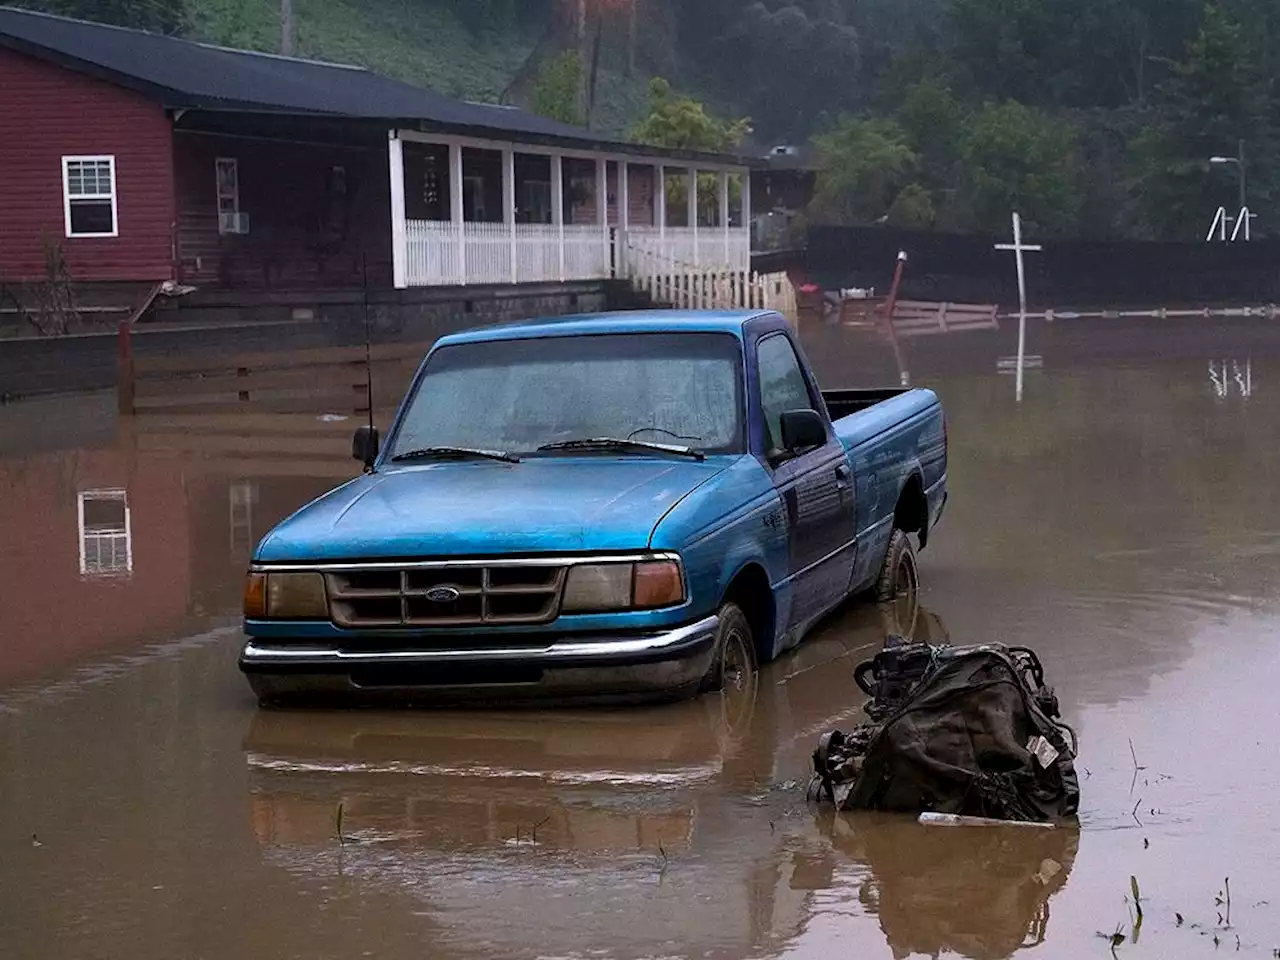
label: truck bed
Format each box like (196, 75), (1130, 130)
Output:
(821, 387), (912, 422)
(822, 387), (942, 454)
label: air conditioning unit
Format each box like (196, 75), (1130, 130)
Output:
(219, 212), (250, 235)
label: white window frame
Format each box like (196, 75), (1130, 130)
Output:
(78, 489), (133, 577)
(216, 157), (241, 234)
(62, 155), (118, 239)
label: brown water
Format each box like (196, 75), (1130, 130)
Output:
(2, 344), (1279, 959)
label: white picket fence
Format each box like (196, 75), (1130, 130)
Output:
(630, 266), (797, 320)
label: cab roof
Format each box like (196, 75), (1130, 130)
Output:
(435, 310), (785, 347)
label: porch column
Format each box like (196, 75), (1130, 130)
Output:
(552, 154), (565, 282)
(618, 159), (629, 276)
(503, 147), (517, 284)
(656, 165), (666, 241)
(449, 142), (465, 284)
(741, 168), (752, 256)
(596, 156), (609, 278)
(719, 169), (730, 267)
(688, 167), (699, 267)
(388, 131), (407, 289)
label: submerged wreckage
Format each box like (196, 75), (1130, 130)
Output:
(810, 640), (1080, 823)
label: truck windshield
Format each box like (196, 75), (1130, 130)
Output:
(390, 332), (745, 458)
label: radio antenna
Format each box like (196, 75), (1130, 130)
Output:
(361, 255), (376, 467)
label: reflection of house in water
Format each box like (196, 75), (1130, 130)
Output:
(0, 451), (191, 684)
(0, 434), (348, 685)
(77, 488), (132, 577)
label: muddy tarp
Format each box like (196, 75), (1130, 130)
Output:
(811, 642), (1080, 823)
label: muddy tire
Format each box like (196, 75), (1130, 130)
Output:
(699, 602), (759, 694)
(874, 528), (919, 604)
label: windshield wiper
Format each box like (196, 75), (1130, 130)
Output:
(391, 446), (521, 464)
(536, 437), (705, 461)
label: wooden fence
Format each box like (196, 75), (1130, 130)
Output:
(117, 323), (430, 417)
(119, 412), (368, 479)
(630, 267), (798, 321)
(838, 299), (1000, 337)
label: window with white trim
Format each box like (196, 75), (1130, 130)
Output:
(63, 156), (118, 238)
(216, 158), (241, 234)
(78, 489), (132, 577)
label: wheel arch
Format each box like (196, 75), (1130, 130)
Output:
(720, 562), (777, 665)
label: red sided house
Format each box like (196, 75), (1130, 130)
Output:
(0, 6), (755, 320)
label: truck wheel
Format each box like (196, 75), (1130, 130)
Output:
(874, 529), (919, 604)
(700, 602), (758, 694)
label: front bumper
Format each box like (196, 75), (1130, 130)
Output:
(238, 615), (720, 706)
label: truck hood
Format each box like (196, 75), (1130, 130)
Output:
(256, 458), (730, 561)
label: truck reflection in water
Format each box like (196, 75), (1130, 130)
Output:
(239, 600), (1067, 960)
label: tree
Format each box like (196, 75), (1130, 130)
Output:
(679, 0), (861, 139)
(630, 78), (751, 224)
(954, 101), (1082, 235)
(945, 0), (1200, 109)
(630, 77), (751, 151)
(808, 117), (921, 224)
(531, 51), (585, 125)
(1129, 0), (1274, 238)
(891, 77), (967, 190)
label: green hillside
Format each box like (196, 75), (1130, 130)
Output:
(195, 0), (535, 102)
(193, 0), (655, 135)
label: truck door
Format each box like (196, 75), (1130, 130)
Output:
(755, 332), (857, 636)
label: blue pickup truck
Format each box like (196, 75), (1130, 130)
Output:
(239, 310), (947, 705)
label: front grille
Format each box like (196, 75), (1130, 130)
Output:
(326, 564), (567, 628)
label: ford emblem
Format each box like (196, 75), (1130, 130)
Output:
(425, 586), (461, 603)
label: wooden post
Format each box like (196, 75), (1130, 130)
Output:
(882, 251), (910, 386)
(280, 0), (295, 56)
(117, 320), (135, 416)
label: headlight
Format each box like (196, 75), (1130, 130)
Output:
(561, 559), (685, 613)
(244, 571), (328, 619)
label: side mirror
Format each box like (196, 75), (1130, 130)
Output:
(779, 409), (827, 452)
(352, 425), (380, 467)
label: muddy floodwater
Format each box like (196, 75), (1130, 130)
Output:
(2, 333), (1279, 959)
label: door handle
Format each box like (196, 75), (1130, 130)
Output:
(835, 464), (851, 490)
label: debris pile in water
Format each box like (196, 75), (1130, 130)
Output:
(809, 640), (1080, 823)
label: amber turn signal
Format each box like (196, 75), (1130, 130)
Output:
(632, 560), (685, 609)
(243, 572), (267, 618)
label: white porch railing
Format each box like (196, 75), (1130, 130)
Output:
(619, 226), (751, 276)
(403, 221), (752, 288)
(405, 221), (611, 286)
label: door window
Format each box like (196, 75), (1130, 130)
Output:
(757, 334), (815, 453)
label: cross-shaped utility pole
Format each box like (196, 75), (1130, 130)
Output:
(994, 212), (1043, 403)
